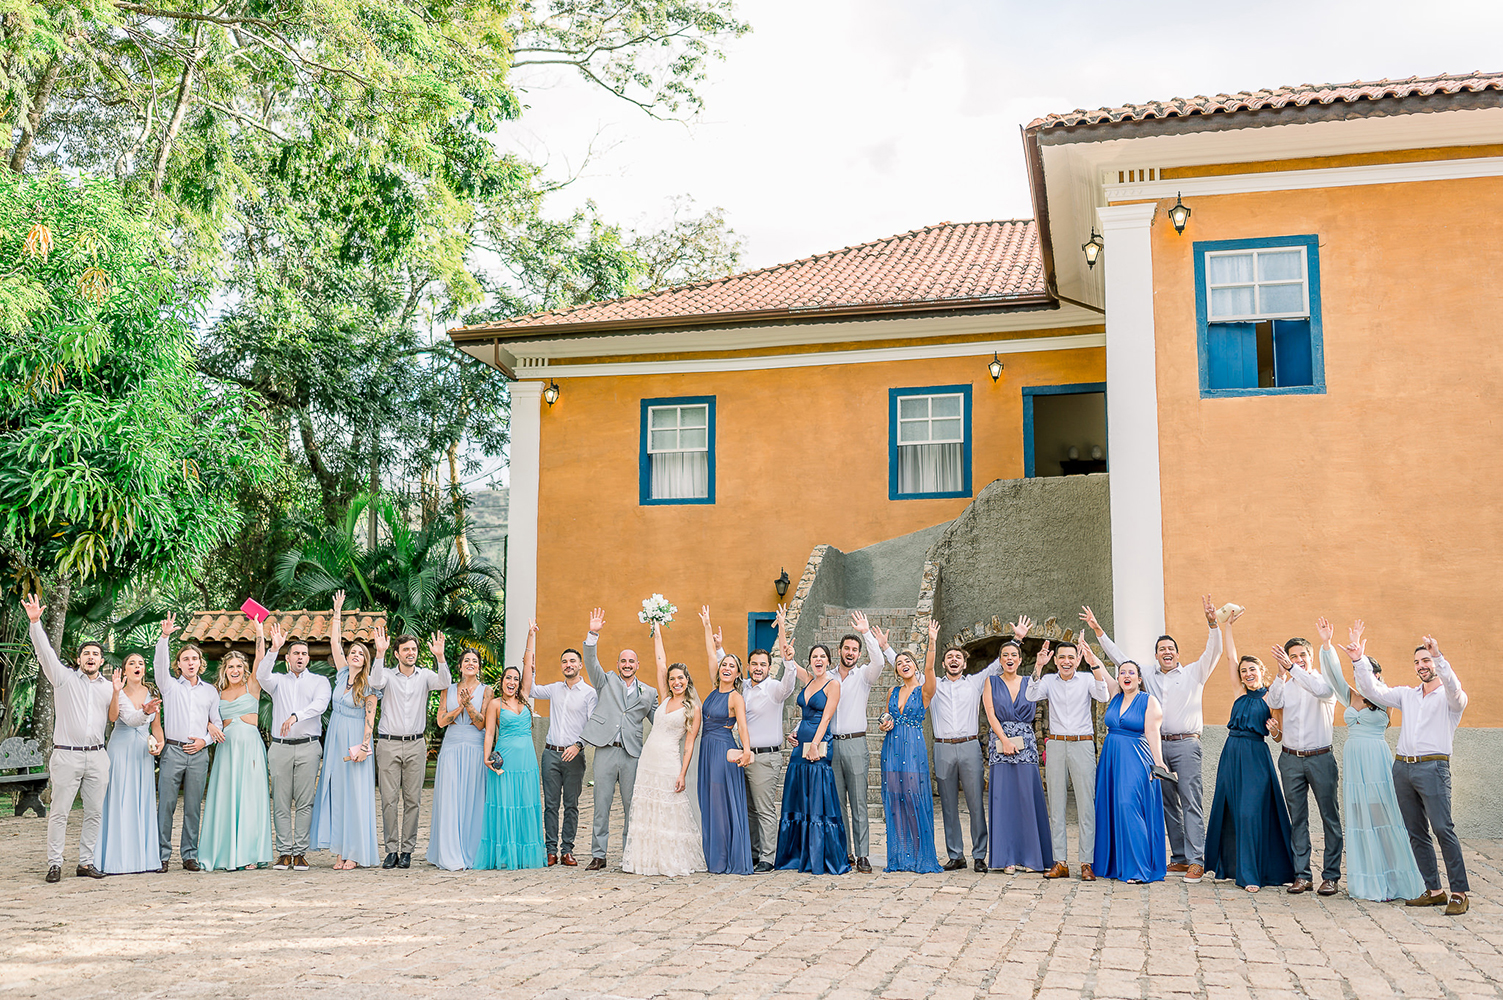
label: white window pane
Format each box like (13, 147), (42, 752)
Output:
(897, 443), (962, 494)
(897, 396), (929, 419)
(898, 420), (930, 443)
(930, 418), (963, 441)
(930, 395), (962, 418)
(649, 408), (678, 429)
(1259, 282), (1305, 315)
(650, 451), (708, 499)
(679, 427), (707, 450)
(678, 405), (707, 428)
(1207, 253), (1254, 285)
(1257, 250), (1303, 282)
(649, 429), (678, 452)
(1210, 286), (1255, 318)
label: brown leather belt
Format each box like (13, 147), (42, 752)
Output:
(831, 732), (867, 740)
(1048, 735), (1092, 742)
(1162, 733), (1200, 741)
(1397, 753), (1449, 763)
(935, 735), (978, 744)
(1282, 746), (1332, 758)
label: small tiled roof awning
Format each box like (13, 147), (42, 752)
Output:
(182, 610), (388, 659)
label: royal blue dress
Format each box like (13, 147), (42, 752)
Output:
(1204, 688), (1296, 888)
(1093, 692), (1166, 882)
(475, 704), (548, 870)
(309, 669), (380, 867)
(98, 697), (160, 874)
(985, 675), (1053, 872)
(426, 685), (487, 870)
(880, 685), (941, 873)
(774, 682), (850, 874)
(698, 688), (754, 874)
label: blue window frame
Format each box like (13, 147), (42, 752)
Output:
(1194, 234), (1325, 398)
(888, 384), (972, 500)
(640, 396), (715, 505)
(1021, 382), (1108, 478)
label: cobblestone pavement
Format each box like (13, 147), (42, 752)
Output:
(1, 792), (1500, 1000)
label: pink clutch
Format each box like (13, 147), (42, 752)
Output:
(241, 598), (271, 622)
(343, 745), (365, 761)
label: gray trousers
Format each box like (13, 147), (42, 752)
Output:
(1278, 750), (1343, 882)
(745, 750), (783, 864)
(1046, 739), (1097, 865)
(591, 745), (639, 860)
(935, 741), (987, 861)
(1160, 738), (1206, 867)
(157, 744), (211, 863)
(47, 748), (109, 867)
(541, 747), (586, 856)
(376, 738), (426, 855)
(831, 736), (871, 857)
(1393, 759), (1468, 893)
(269, 740), (322, 856)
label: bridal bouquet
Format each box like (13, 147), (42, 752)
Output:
(638, 594), (677, 630)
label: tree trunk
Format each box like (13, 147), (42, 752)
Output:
(448, 441), (468, 564)
(9, 56), (63, 174)
(35, 576), (70, 767)
(368, 441), (379, 550)
(151, 30), (204, 196)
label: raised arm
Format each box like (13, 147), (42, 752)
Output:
(329, 590), (347, 672)
(1081, 605), (1127, 666)
(22, 595), (63, 685)
(251, 618), (266, 697)
(1024, 643), (1053, 703)
(919, 619), (940, 706)
(1187, 594), (1224, 682)
(583, 607), (609, 688)
(154, 613), (177, 691)
(1425, 635), (1467, 714)
(769, 605), (800, 698)
(426, 633), (452, 690)
(257, 621), (285, 691)
(653, 619), (670, 703)
(852, 611), (888, 683)
(367, 623), (389, 690)
(109, 669), (124, 723)
(1315, 616), (1351, 707)
(522, 621), (537, 700)
(699, 606), (718, 674)
(1081, 641), (1120, 698)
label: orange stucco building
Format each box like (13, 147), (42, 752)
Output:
(455, 72), (1503, 736)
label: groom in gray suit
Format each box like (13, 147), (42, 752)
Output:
(580, 607), (659, 870)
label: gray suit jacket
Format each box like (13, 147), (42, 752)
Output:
(579, 640), (659, 757)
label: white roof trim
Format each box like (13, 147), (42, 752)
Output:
(1105, 154), (1503, 201)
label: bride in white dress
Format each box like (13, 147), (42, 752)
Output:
(621, 622), (707, 876)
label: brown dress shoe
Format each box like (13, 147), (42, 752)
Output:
(1317, 879), (1338, 896)
(1406, 891), (1449, 906)
(1287, 877), (1313, 894)
(1445, 893), (1469, 915)
(585, 857), (606, 871)
(1045, 863), (1070, 879)
(159, 862), (170, 874)
(561, 853), (578, 867)
(292, 855), (309, 871)
(182, 859), (203, 873)
(1079, 864), (1096, 881)
(856, 857), (873, 874)
(1184, 864), (1205, 883)
(547, 854), (558, 866)
(1166, 862), (1191, 873)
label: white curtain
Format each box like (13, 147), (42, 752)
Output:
(651, 451), (709, 499)
(897, 442), (962, 494)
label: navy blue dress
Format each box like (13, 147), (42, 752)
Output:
(1094, 692), (1167, 882)
(774, 682), (850, 874)
(1204, 689), (1296, 888)
(985, 675), (1053, 872)
(698, 688), (754, 875)
(880, 685), (942, 873)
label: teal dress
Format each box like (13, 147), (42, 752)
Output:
(199, 692), (273, 870)
(475, 704), (547, 869)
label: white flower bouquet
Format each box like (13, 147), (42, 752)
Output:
(638, 594), (677, 631)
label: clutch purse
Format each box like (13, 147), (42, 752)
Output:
(807, 741), (827, 760)
(1152, 764), (1178, 783)
(726, 748), (744, 762)
(343, 744), (365, 762)
(488, 749), (505, 772)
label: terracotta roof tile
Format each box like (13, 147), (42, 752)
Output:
(184, 610), (388, 646)
(451, 221), (1047, 337)
(1029, 71), (1503, 131)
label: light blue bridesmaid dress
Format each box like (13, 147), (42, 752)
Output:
(308, 668), (380, 867)
(98, 694), (161, 874)
(426, 684), (487, 870)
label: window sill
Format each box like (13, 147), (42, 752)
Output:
(1200, 384), (1326, 399)
(890, 489), (973, 501)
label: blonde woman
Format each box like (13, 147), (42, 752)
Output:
(476, 621), (548, 869)
(697, 607), (754, 875)
(98, 651), (163, 874)
(1202, 611), (1296, 891)
(621, 617), (707, 876)
(877, 621), (941, 873)
(309, 591), (383, 869)
(200, 624), (274, 871)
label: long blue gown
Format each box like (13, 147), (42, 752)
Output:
(698, 688), (754, 874)
(1341, 704), (1425, 900)
(774, 682), (850, 874)
(1093, 691), (1166, 882)
(985, 675), (1053, 872)
(1203, 688), (1296, 888)
(880, 685), (941, 873)
(475, 704), (548, 870)
(98, 697), (160, 874)
(309, 669), (380, 866)
(199, 692), (273, 870)
(427, 685), (487, 870)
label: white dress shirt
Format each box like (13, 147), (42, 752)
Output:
(832, 631), (891, 736)
(368, 658), (451, 736)
(743, 665), (799, 748)
(532, 678), (599, 746)
(1265, 664), (1336, 751)
(930, 659), (1004, 739)
(29, 621), (112, 747)
(256, 651), (332, 739)
(153, 635), (223, 743)
(1099, 626), (1222, 735)
(1353, 653), (1467, 756)
(1024, 670), (1109, 736)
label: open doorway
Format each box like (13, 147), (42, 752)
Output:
(1023, 383), (1107, 477)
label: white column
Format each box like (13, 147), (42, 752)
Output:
(1097, 202), (1165, 656)
(504, 380), (544, 667)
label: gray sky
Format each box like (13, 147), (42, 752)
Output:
(504, 0), (1503, 270)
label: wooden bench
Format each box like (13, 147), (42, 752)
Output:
(0, 737), (48, 817)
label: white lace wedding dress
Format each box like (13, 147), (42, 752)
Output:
(621, 703), (706, 876)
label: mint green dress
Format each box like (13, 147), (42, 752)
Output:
(199, 692), (273, 870)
